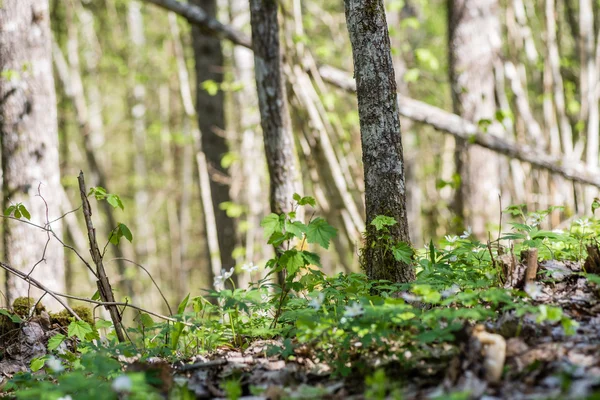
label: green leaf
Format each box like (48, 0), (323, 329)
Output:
(96, 319), (113, 329)
(30, 357), (46, 372)
(177, 293), (190, 314)
(91, 290), (100, 301)
(48, 334), (66, 351)
(0, 308), (22, 323)
(14, 209), (21, 219)
(306, 218), (337, 249)
(202, 79), (219, 96)
(296, 195), (316, 207)
(106, 194), (124, 210)
(280, 249), (305, 275)
(371, 215), (397, 231)
(68, 320), (93, 340)
(3, 205), (15, 216)
(139, 313), (154, 328)
(261, 213), (284, 239)
(18, 204), (31, 220)
(118, 223), (133, 242)
(593, 198), (600, 214)
(301, 251), (321, 267)
(392, 242), (414, 264)
(285, 220), (307, 239)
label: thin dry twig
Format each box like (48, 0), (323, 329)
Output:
(78, 171), (126, 342)
(108, 257), (174, 316)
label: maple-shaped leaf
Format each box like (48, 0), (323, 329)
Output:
(306, 218), (337, 249)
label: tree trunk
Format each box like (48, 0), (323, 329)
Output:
(190, 0), (237, 271)
(448, 0), (502, 238)
(0, 0), (65, 307)
(249, 0), (301, 215)
(344, 0), (414, 283)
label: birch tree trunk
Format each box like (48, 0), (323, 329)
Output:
(249, 0), (301, 215)
(190, 0), (237, 271)
(448, 0), (502, 238)
(344, 0), (414, 283)
(0, 0), (65, 306)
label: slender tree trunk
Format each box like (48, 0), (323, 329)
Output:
(0, 0), (65, 307)
(448, 0), (502, 238)
(249, 0), (301, 215)
(190, 0), (237, 271)
(344, 0), (414, 283)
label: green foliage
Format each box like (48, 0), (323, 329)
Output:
(4, 203), (31, 220)
(5, 199), (589, 397)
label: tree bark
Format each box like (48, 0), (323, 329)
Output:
(344, 0), (414, 283)
(249, 0), (301, 215)
(448, 0), (502, 238)
(190, 0), (237, 271)
(0, 0), (65, 307)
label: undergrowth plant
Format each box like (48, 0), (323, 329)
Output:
(3, 197), (594, 398)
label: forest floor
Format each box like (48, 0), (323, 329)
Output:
(158, 259), (600, 400)
(1, 259), (599, 399)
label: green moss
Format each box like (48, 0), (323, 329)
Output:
(50, 306), (94, 327)
(12, 297), (45, 318)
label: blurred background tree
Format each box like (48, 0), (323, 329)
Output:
(2, 0), (599, 312)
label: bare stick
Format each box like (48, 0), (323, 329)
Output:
(525, 248), (539, 284)
(77, 171), (126, 342)
(0, 261), (82, 321)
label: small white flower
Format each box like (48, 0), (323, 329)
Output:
(213, 275), (224, 290)
(343, 302), (364, 318)
(309, 293), (325, 310)
(445, 235), (459, 243)
(221, 267), (234, 280)
(241, 262), (259, 273)
(112, 375), (133, 393)
(460, 227), (472, 239)
(526, 213), (542, 226)
(441, 285), (461, 298)
(255, 309), (269, 318)
(57, 396), (73, 400)
(524, 282), (543, 300)
(575, 218), (592, 229)
(45, 356), (64, 373)
(449, 255), (458, 262)
(400, 292), (420, 302)
(552, 229), (564, 234)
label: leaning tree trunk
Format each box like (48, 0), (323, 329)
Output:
(448, 0), (502, 238)
(344, 0), (414, 283)
(190, 0), (237, 272)
(249, 0), (301, 215)
(0, 0), (65, 307)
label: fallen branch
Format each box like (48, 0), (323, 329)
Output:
(143, 0), (600, 188)
(0, 261), (82, 322)
(0, 260), (192, 326)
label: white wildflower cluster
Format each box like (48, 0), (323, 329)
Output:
(45, 356), (64, 373)
(213, 267), (234, 290)
(112, 375), (133, 393)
